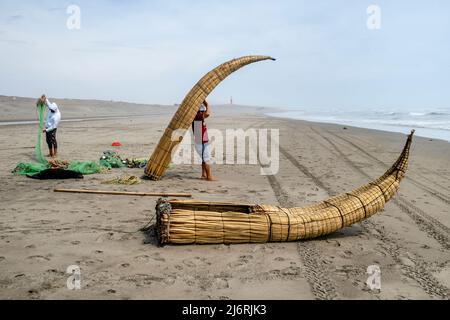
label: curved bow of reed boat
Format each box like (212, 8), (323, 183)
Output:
(155, 130), (415, 245)
(145, 55), (276, 180)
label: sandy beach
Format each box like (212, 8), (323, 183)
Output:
(0, 95), (449, 300)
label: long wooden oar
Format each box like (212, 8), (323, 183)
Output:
(54, 188), (192, 198)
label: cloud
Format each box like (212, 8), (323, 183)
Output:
(0, 0), (449, 109)
(0, 38), (30, 45)
(6, 14), (23, 24)
(88, 40), (154, 51)
(48, 7), (65, 12)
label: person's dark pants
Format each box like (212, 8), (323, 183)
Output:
(46, 129), (58, 150)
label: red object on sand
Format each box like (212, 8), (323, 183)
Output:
(112, 141), (122, 147)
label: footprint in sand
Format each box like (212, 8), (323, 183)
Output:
(163, 275), (177, 286)
(27, 255), (50, 262)
(0, 256), (5, 262)
(121, 263), (130, 268)
(399, 256), (415, 267)
(341, 250), (353, 258)
(40, 281), (56, 291)
(214, 278), (229, 289)
(182, 257), (211, 268)
(215, 244), (230, 250)
(28, 289), (40, 299)
(120, 234), (135, 241)
(151, 253), (166, 262)
(281, 266), (301, 276)
(226, 256), (253, 269)
(71, 241), (81, 245)
(124, 274), (164, 286)
(239, 255), (253, 262)
(78, 258), (103, 266)
(95, 232), (115, 243)
(326, 239), (341, 247)
(46, 269), (65, 276)
(252, 245), (274, 254)
(134, 255), (151, 262)
(134, 254), (165, 263)
(268, 269), (281, 277)
(25, 244), (36, 249)
(36, 219), (59, 225)
(227, 260), (247, 270)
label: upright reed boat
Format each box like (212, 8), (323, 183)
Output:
(145, 55), (276, 180)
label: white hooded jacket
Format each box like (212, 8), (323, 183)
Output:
(45, 99), (61, 132)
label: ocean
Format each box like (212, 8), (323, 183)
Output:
(267, 107), (450, 142)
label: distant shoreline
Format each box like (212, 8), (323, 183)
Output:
(2, 94), (448, 142)
(0, 114), (171, 127)
(266, 111), (450, 143)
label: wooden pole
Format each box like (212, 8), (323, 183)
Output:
(54, 189), (192, 198)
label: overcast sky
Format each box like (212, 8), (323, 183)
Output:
(0, 0), (449, 110)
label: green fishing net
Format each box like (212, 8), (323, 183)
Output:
(12, 106), (129, 177)
(99, 151), (126, 169)
(35, 103), (47, 164)
(12, 103), (51, 176)
(13, 160), (111, 176)
(67, 161), (104, 174)
(67, 152), (125, 174)
(12, 162), (49, 176)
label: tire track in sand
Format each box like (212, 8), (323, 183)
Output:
(339, 133), (450, 193)
(330, 132), (450, 206)
(266, 174), (338, 300)
(254, 122), (338, 300)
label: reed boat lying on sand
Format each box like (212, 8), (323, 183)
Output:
(155, 130), (415, 245)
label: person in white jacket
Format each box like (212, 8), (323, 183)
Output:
(40, 95), (61, 158)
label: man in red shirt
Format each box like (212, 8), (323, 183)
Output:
(192, 100), (216, 181)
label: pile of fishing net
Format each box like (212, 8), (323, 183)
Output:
(100, 151), (126, 169)
(12, 103), (147, 179)
(12, 151), (128, 177)
(101, 175), (141, 185)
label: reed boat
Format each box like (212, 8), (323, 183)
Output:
(145, 55), (276, 180)
(155, 130), (414, 245)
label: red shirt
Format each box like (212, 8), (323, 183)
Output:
(193, 111), (209, 144)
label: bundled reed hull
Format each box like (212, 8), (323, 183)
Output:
(155, 131), (414, 245)
(145, 55), (275, 180)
